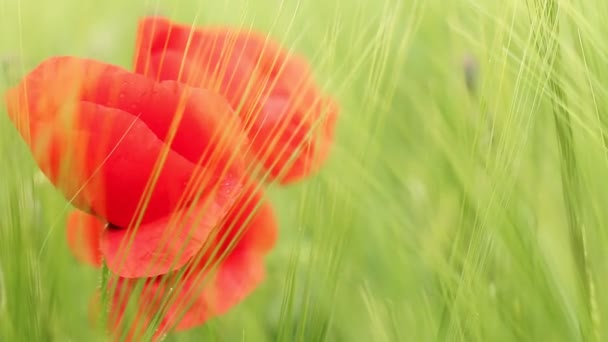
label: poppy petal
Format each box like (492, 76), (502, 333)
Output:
(106, 185), (277, 332)
(65, 210), (105, 267)
(249, 92), (338, 184)
(14, 100), (197, 228)
(164, 186), (277, 330)
(80, 65), (249, 171)
(100, 169), (243, 278)
(5, 57), (246, 229)
(142, 49), (260, 117)
(134, 16), (339, 184)
(8, 56), (248, 170)
(215, 183), (278, 257)
(85, 187), (275, 340)
(170, 248), (266, 331)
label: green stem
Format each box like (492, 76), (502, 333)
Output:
(100, 260), (110, 336)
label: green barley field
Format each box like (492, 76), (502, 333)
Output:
(1, 0), (607, 341)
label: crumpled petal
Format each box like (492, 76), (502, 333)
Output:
(134, 16), (339, 184)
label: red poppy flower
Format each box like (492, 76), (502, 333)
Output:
(5, 56), (256, 277)
(134, 16), (339, 184)
(5, 55), (278, 338)
(5, 16), (335, 338)
(66, 184), (277, 339)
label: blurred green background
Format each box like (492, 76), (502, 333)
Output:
(2, 0), (608, 341)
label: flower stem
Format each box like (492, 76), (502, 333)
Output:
(100, 260), (110, 335)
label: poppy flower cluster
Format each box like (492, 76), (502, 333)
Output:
(4, 16), (338, 340)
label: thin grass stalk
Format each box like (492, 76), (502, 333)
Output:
(528, 0), (600, 340)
